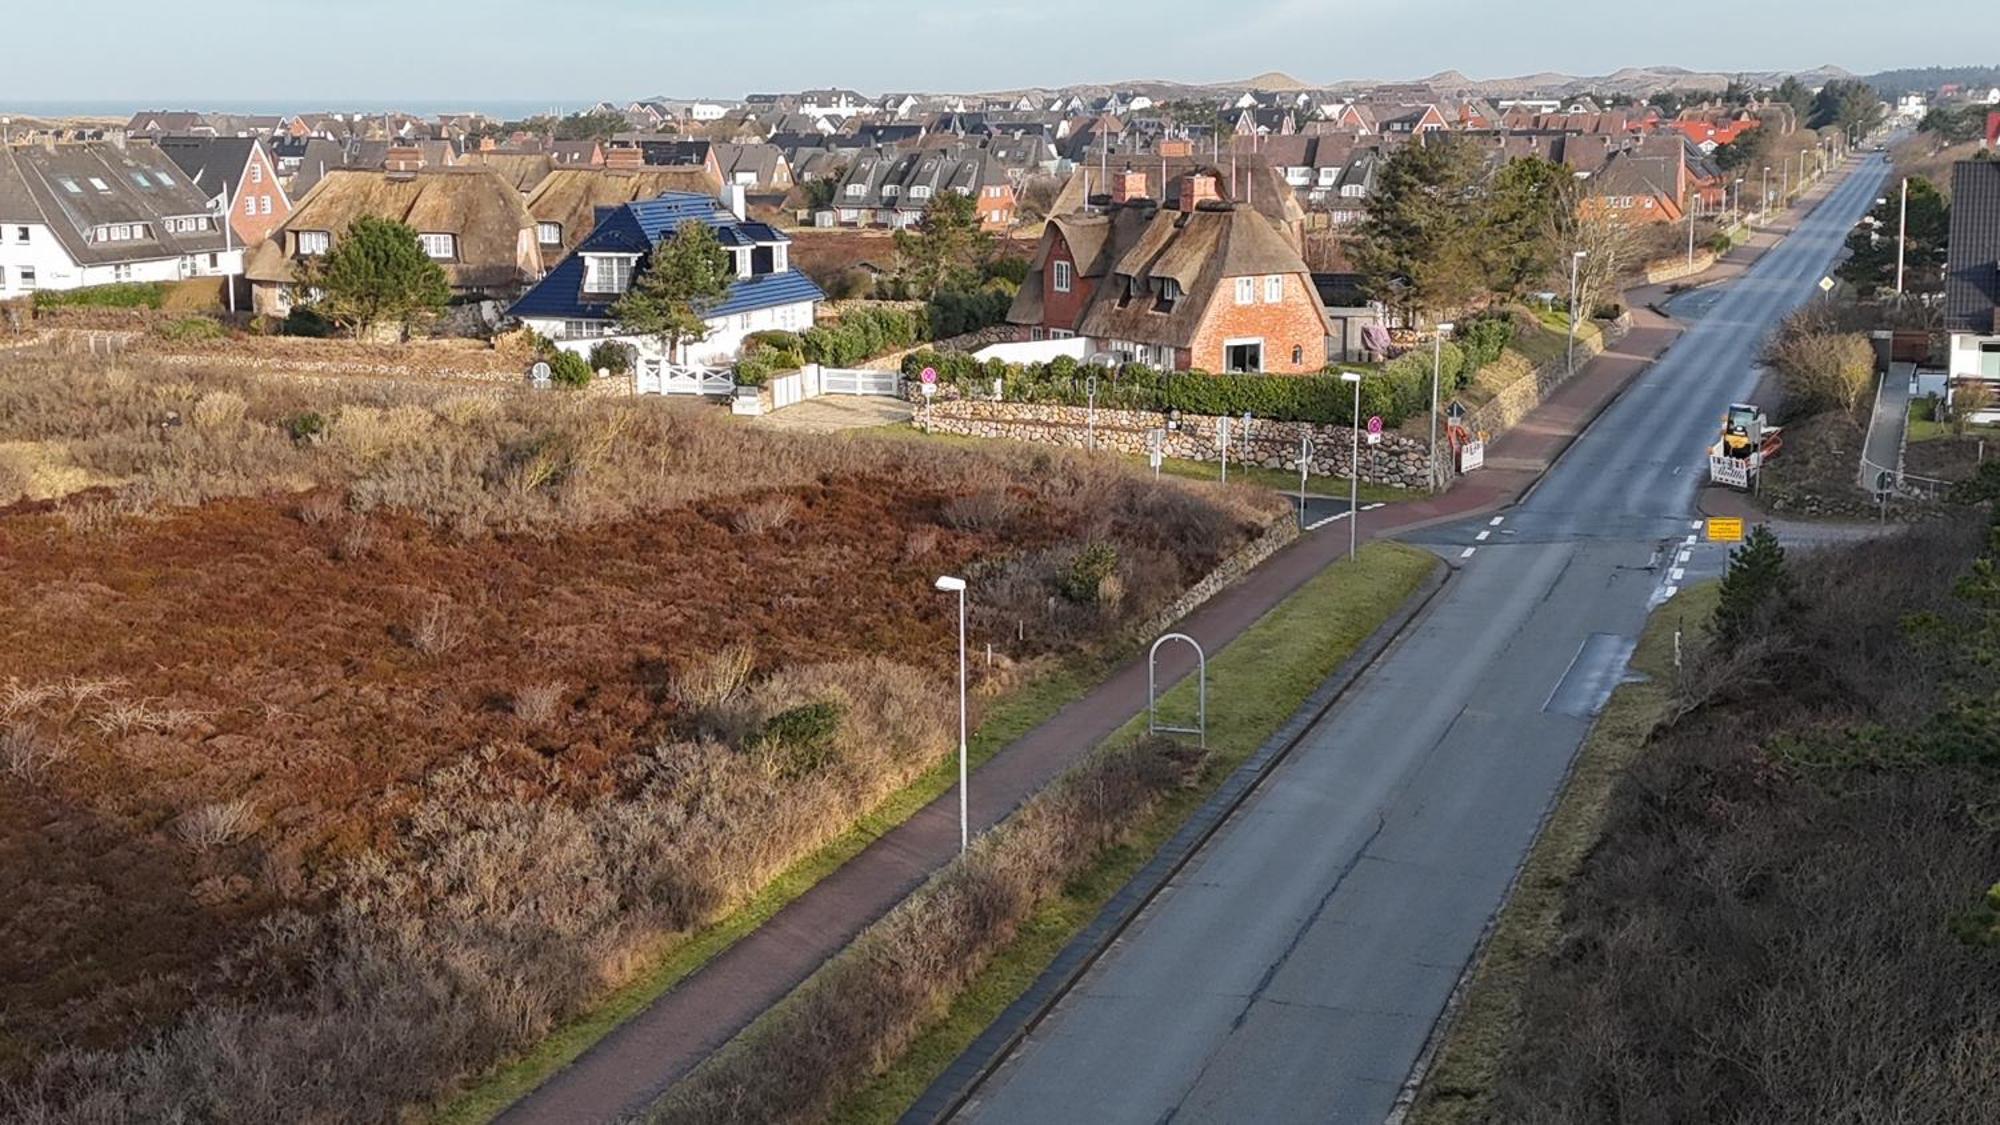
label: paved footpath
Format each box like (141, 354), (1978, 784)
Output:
(493, 183), (1835, 1125)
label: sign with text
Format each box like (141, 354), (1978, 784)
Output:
(1707, 516), (1745, 542)
(1460, 440), (1485, 472)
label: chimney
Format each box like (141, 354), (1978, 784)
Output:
(1987, 111), (2000, 149)
(385, 145), (425, 173)
(479, 135), (497, 152)
(1179, 171), (1220, 212)
(1158, 138), (1192, 158)
(726, 182), (747, 220)
(605, 144), (644, 172)
(1111, 165), (1148, 204)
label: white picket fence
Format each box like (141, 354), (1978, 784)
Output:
(635, 361), (734, 397)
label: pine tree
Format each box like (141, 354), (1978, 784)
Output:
(300, 215), (449, 339)
(611, 222), (732, 361)
(1713, 524), (1791, 645)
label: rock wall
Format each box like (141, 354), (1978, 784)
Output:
(1644, 250), (1718, 285)
(916, 399), (1448, 490)
(1461, 314), (1631, 438)
(1131, 514), (1300, 643)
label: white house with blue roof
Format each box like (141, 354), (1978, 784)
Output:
(511, 192), (823, 381)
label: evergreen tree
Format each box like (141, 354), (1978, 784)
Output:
(1353, 136), (1489, 320)
(1714, 525), (1792, 644)
(611, 222), (733, 361)
(300, 215), (450, 339)
(1482, 157), (1573, 299)
(893, 190), (994, 299)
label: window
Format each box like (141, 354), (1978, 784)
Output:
(130, 172), (152, 188)
(881, 183), (900, 198)
(1223, 340), (1263, 373)
(583, 254), (634, 294)
(845, 182), (865, 197)
(0, 267), (6, 287)
(20, 267), (35, 290)
(155, 171), (174, 186)
(1983, 342), (2000, 380)
(1234, 277), (1256, 305)
(419, 233), (456, 260)
(259, 195), (271, 215)
(1050, 328), (1074, 340)
(1052, 259), (1072, 293)
(13, 226), (26, 244)
(114, 264), (134, 282)
(248, 161), (263, 184)
(1030, 327), (1045, 341)
(910, 185), (932, 200)
(537, 221), (563, 247)
(1154, 278), (1181, 314)
(87, 177), (110, 192)
(1265, 275), (1283, 304)
(1291, 345), (1304, 366)
(298, 230), (331, 255)
(57, 177), (81, 193)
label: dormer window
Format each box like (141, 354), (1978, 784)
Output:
(1052, 260), (1072, 294)
(419, 233), (457, 260)
(583, 253), (635, 294)
(537, 221), (562, 247)
(1153, 278), (1180, 314)
(910, 185), (932, 201)
(882, 183), (900, 198)
(298, 230), (331, 256)
(845, 182), (866, 197)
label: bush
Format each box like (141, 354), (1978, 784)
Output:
(1767, 313), (1874, 420)
(587, 340), (633, 375)
(281, 305), (334, 338)
(927, 286), (1014, 340)
(1455, 312), (1515, 375)
(155, 316), (226, 342)
(547, 349), (593, 389)
(33, 282), (169, 311)
(800, 305), (926, 367)
(283, 411), (327, 444)
(1057, 542), (1120, 605)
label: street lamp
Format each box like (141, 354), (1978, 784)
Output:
(933, 575), (968, 854)
(1567, 250), (1587, 379)
(1430, 322), (1453, 493)
(1341, 371), (1363, 561)
(1761, 165), (1771, 222)
(1732, 177), (1743, 224)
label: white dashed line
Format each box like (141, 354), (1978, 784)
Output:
(1684, 534), (1698, 546)
(1663, 585), (1680, 599)
(1489, 516), (1505, 526)
(1671, 567), (1686, 581)
(1690, 520), (1703, 530)
(1362, 502), (1385, 511)
(1460, 547), (1477, 559)
(1475, 530), (1491, 542)
(1677, 550), (1692, 564)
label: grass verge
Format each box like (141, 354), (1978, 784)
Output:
(427, 654), (1108, 1125)
(1407, 580), (1720, 1125)
(818, 540), (1442, 1124)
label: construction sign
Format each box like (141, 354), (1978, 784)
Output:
(1707, 517), (1745, 543)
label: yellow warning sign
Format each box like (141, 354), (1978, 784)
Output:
(1707, 517), (1745, 542)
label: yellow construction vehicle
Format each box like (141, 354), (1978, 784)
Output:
(1707, 403), (1783, 489)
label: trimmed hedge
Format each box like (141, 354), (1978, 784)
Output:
(801, 306), (927, 367)
(33, 282), (170, 310)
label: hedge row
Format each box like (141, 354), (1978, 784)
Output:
(33, 282), (170, 310)
(899, 310), (1519, 428)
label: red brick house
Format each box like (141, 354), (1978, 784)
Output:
(155, 136), (292, 246)
(1009, 169), (1333, 373)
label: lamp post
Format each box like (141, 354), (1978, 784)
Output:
(1567, 250), (1587, 380)
(1761, 165), (1771, 222)
(1341, 371), (1363, 561)
(1732, 177), (1743, 225)
(933, 575), (968, 854)
(1430, 321), (1453, 493)
(1896, 176), (1909, 297)
(1686, 192), (1697, 270)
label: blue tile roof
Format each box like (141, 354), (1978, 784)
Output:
(509, 191), (819, 323)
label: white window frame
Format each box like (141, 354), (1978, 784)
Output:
(1050, 328), (1074, 340)
(583, 253), (636, 295)
(1265, 275), (1283, 303)
(21, 266), (36, 290)
(419, 232), (457, 260)
(12, 226), (26, 244)
(537, 221), (563, 247)
(1052, 259), (1072, 293)
(1222, 338), (1264, 373)
(298, 230), (331, 256)
(910, 185), (933, 201)
(1234, 277), (1256, 306)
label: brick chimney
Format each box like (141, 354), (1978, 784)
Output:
(1178, 171), (1220, 212)
(385, 145), (425, 173)
(1987, 111), (2000, 149)
(1111, 166), (1149, 204)
(1158, 138), (1193, 158)
(605, 144), (644, 172)
(479, 135), (497, 152)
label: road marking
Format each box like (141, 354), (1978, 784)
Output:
(1671, 567), (1685, 581)
(1691, 520), (1703, 530)
(1664, 585), (1679, 599)
(1489, 516), (1505, 526)
(1475, 530), (1491, 541)
(1684, 534), (1698, 546)
(1304, 514), (1344, 531)
(1460, 547), (1477, 559)
(1677, 549), (1692, 564)
(1363, 502), (1385, 511)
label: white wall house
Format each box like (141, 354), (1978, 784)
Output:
(510, 191), (824, 377)
(1946, 161), (2000, 386)
(0, 143), (240, 299)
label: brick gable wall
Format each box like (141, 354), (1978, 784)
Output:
(1040, 229), (1092, 332)
(1187, 272), (1327, 373)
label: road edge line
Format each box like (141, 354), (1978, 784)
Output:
(900, 562), (1453, 1125)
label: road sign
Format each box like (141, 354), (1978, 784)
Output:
(920, 366), (937, 384)
(1445, 400), (1467, 423)
(1366, 415), (1384, 434)
(1707, 516), (1745, 542)
(528, 361), (551, 388)
(1818, 276), (1836, 293)
(921, 381), (937, 398)
(1460, 440), (1485, 472)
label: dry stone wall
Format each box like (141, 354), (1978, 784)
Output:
(1460, 314), (1631, 438)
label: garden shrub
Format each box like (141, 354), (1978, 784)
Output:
(587, 340), (633, 375)
(547, 350), (593, 389)
(1057, 543), (1120, 605)
(800, 305), (927, 367)
(33, 282), (169, 311)
(927, 286), (1014, 340)
(156, 316), (226, 343)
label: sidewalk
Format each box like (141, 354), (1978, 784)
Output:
(1860, 362), (1915, 489)
(490, 171), (1847, 1125)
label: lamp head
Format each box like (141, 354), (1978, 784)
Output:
(1436, 321), (1454, 334)
(934, 575), (967, 593)
(1339, 371), (1363, 384)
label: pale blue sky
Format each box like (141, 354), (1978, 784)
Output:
(0, 0), (1971, 108)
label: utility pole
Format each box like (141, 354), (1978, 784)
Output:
(1896, 176), (1908, 296)
(1686, 194), (1697, 270)
(1567, 250), (1586, 379)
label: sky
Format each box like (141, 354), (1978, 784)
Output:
(0, 0), (1977, 110)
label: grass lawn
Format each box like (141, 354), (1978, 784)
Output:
(428, 651), (1115, 1125)
(1408, 581), (1718, 1125)
(823, 541), (1442, 1124)
(1151, 453), (1424, 503)
(1908, 397), (1949, 443)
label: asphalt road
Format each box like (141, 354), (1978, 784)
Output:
(954, 154), (1889, 1125)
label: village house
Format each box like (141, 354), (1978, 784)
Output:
(0, 141), (241, 298)
(155, 135), (293, 246)
(818, 147), (1015, 231)
(1008, 168), (1334, 373)
(244, 151), (541, 316)
(510, 191), (824, 374)
(1945, 160), (2000, 385)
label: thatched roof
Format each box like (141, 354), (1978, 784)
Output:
(251, 166), (540, 292)
(456, 151), (556, 193)
(523, 167), (723, 259)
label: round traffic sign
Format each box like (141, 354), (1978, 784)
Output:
(921, 366), (938, 384)
(1366, 415), (1384, 434)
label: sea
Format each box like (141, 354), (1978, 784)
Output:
(0, 99), (612, 121)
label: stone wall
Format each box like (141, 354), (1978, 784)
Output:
(1461, 314), (1631, 439)
(1131, 514), (1300, 643)
(1643, 250), (1718, 286)
(916, 399), (1448, 490)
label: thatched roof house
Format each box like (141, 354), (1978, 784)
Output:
(455, 150), (557, 193)
(245, 165), (541, 313)
(523, 164), (722, 260)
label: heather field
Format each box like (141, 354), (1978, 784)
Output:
(0, 346), (1284, 1122)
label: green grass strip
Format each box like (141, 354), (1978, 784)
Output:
(826, 540), (1441, 1124)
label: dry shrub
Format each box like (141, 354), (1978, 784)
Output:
(174, 799), (259, 851)
(333, 518), (374, 562)
(3, 660), (952, 1125)
(327, 403), (435, 461)
(671, 644), (755, 713)
(901, 525), (939, 561)
(730, 495), (797, 535)
(189, 391), (247, 431)
(408, 597), (466, 658)
(649, 735), (1206, 1124)
(0, 723), (67, 781)
(87, 697), (201, 736)
(513, 681), (566, 729)
(56, 495), (128, 537)
(295, 491), (344, 527)
(1766, 309), (1875, 422)
(942, 486), (1016, 531)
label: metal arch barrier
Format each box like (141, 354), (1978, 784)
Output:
(1147, 633), (1207, 748)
